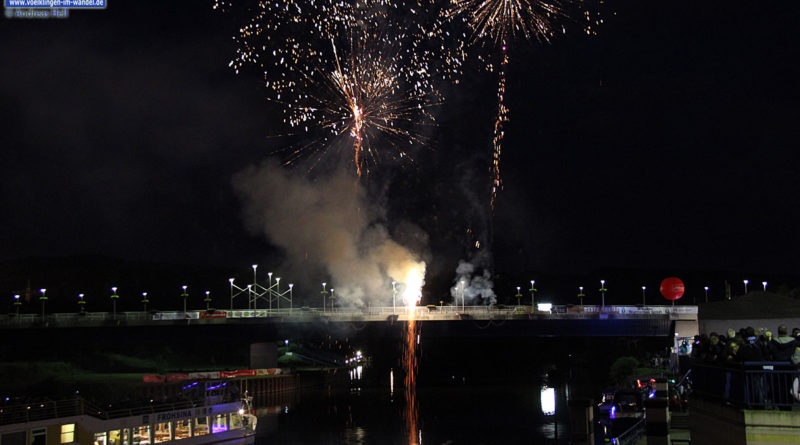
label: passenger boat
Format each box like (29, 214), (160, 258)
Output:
(0, 394), (257, 444)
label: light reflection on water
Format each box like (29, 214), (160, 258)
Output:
(253, 375), (572, 444)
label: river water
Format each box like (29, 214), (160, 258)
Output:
(253, 367), (572, 444)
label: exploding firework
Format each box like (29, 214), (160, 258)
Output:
(221, 0), (464, 176)
(444, 0), (600, 207)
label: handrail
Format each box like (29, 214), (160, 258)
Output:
(0, 396), (236, 426)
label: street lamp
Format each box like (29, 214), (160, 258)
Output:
(321, 282), (328, 312)
(252, 264), (258, 284)
(703, 286), (709, 303)
(529, 280), (537, 310)
(391, 281), (397, 314)
(599, 280), (607, 310)
(39, 288), (47, 323)
(515, 286), (522, 306)
(641, 286), (646, 306)
(762, 281), (767, 292)
(743, 279), (749, 294)
(13, 294), (21, 317)
(78, 293), (86, 314)
(110, 287), (119, 320)
(460, 279), (466, 312)
(578, 286), (585, 306)
(204, 291), (212, 311)
(181, 285), (188, 313)
(141, 292), (149, 312)
(330, 288), (336, 310)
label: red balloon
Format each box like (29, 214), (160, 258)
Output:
(660, 277), (685, 301)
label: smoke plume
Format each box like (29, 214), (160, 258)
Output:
(232, 160), (426, 308)
(450, 251), (496, 306)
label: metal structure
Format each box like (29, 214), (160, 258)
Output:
(229, 265), (294, 310)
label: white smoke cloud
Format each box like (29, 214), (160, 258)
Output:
(450, 256), (496, 306)
(232, 159), (426, 308)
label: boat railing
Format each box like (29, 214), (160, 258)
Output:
(0, 397), (220, 425)
(0, 398), (84, 426)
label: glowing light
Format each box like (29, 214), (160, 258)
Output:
(537, 303), (552, 312)
(540, 385), (556, 415)
(401, 264), (426, 309)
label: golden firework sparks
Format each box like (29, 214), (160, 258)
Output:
(220, 0), (464, 176)
(444, 0), (600, 208)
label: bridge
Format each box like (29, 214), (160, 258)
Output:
(0, 304), (698, 339)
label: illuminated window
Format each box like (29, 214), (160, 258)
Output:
(153, 422), (171, 443)
(211, 414), (228, 433)
(93, 432), (107, 445)
(193, 417), (209, 436)
(61, 424), (75, 443)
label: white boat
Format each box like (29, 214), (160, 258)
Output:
(0, 397), (257, 444)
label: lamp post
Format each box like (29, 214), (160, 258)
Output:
(252, 264), (258, 284)
(141, 292), (149, 312)
(515, 286), (522, 306)
(743, 279), (749, 294)
(460, 279), (466, 312)
(78, 293), (86, 314)
(599, 280), (607, 310)
(13, 294), (21, 316)
(204, 291), (212, 311)
(391, 281), (397, 314)
(704, 286), (709, 303)
(321, 282), (328, 312)
(578, 286), (585, 306)
(181, 285), (188, 313)
(762, 281), (767, 292)
(529, 280), (537, 310)
(39, 288), (47, 323)
(641, 286), (646, 306)
(110, 287), (119, 320)
(330, 288), (336, 310)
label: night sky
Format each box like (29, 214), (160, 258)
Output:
(2, 1), (799, 303)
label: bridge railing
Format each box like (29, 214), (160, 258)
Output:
(0, 304), (696, 328)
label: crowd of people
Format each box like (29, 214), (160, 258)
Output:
(690, 324), (800, 364)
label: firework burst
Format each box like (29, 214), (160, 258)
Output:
(444, 0), (600, 207)
(220, 0), (464, 176)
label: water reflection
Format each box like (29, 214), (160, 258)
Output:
(403, 317), (420, 445)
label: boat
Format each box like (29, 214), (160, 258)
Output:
(0, 390), (257, 444)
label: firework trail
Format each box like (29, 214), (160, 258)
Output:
(445, 0), (600, 207)
(403, 316), (420, 444)
(219, 0), (464, 177)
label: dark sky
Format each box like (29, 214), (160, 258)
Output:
(2, 0), (799, 291)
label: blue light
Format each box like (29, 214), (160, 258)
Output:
(609, 405), (616, 419)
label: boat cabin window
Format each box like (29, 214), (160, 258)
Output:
(122, 428), (131, 445)
(174, 420), (191, 440)
(108, 429), (122, 445)
(132, 425), (150, 444)
(193, 417), (209, 436)
(153, 422), (171, 443)
(230, 412), (243, 429)
(61, 424), (75, 443)
(93, 432), (107, 445)
(211, 414), (228, 433)
(0, 431), (27, 445)
(31, 428), (46, 445)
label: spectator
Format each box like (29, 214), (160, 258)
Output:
(769, 324), (796, 361)
(739, 327), (766, 361)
